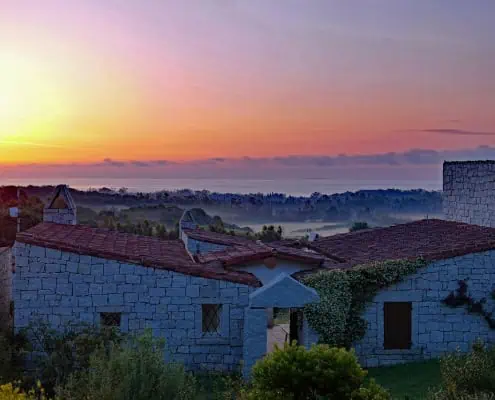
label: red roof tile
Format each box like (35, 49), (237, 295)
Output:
(16, 223), (260, 286)
(311, 219), (495, 266)
(186, 229), (329, 266)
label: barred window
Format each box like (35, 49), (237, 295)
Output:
(202, 304), (222, 334)
(100, 312), (121, 328)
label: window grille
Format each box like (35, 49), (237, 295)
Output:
(202, 304), (222, 334)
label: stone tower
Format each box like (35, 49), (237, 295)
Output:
(443, 160), (495, 227)
(43, 185), (77, 225)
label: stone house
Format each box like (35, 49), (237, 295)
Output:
(14, 189), (323, 377)
(307, 219), (495, 366)
(12, 173), (495, 373)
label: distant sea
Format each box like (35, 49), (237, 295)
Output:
(0, 178), (442, 196)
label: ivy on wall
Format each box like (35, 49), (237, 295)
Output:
(442, 280), (495, 329)
(303, 259), (427, 348)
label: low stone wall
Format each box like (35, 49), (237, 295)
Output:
(0, 247), (12, 331)
(354, 251), (495, 367)
(444, 161), (495, 227)
(14, 242), (254, 372)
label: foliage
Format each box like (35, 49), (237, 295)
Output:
(303, 259), (426, 347)
(0, 382), (47, 400)
(427, 341), (495, 399)
(350, 222), (370, 232)
(57, 329), (197, 400)
(0, 188), (43, 245)
(245, 342), (389, 400)
(21, 320), (122, 395)
(442, 280), (495, 329)
(194, 372), (246, 400)
(0, 331), (29, 383)
(255, 225), (283, 243)
(429, 391), (495, 400)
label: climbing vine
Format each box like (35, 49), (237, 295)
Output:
(303, 259), (427, 348)
(442, 280), (495, 329)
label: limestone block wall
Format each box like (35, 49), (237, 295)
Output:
(0, 247), (12, 331)
(43, 209), (77, 225)
(443, 161), (495, 227)
(353, 251), (495, 367)
(14, 242), (254, 372)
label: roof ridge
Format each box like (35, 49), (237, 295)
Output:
(17, 222), (261, 287)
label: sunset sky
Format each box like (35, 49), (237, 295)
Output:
(1, 1), (495, 180)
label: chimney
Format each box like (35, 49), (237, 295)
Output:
(43, 185), (77, 225)
(179, 210), (198, 242)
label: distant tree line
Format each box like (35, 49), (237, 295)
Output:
(0, 187), (43, 245)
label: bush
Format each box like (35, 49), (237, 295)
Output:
(0, 382), (47, 400)
(246, 342), (389, 400)
(21, 320), (122, 394)
(0, 332), (28, 384)
(57, 329), (197, 400)
(428, 342), (495, 399)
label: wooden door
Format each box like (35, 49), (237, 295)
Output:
(384, 302), (412, 349)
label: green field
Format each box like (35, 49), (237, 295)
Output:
(368, 360), (441, 399)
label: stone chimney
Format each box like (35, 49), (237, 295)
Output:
(179, 210), (198, 243)
(43, 185), (77, 225)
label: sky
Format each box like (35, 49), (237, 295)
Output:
(1, 0), (495, 181)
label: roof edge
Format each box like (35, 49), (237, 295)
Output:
(15, 235), (261, 287)
(444, 160), (495, 165)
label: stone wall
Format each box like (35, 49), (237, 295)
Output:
(443, 161), (495, 227)
(14, 242), (254, 372)
(353, 251), (495, 367)
(43, 209), (77, 225)
(0, 247), (12, 331)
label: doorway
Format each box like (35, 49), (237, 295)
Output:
(267, 308), (303, 352)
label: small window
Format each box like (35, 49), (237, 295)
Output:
(384, 302), (412, 350)
(202, 304), (222, 334)
(100, 312), (121, 328)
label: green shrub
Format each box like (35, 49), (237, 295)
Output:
(428, 342), (495, 399)
(0, 331), (29, 384)
(57, 329), (197, 400)
(429, 390), (495, 400)
(21, 320), (122, 394)
(246, 342), (390, 400)
(0, 382), (48, 400)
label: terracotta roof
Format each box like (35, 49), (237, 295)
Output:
(196, 243), (327, 266)
(16, 223), (260, 286)
(197, 245), (273, 266)
(311, 219), (495, 267)
(186, 229), (329, 266)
